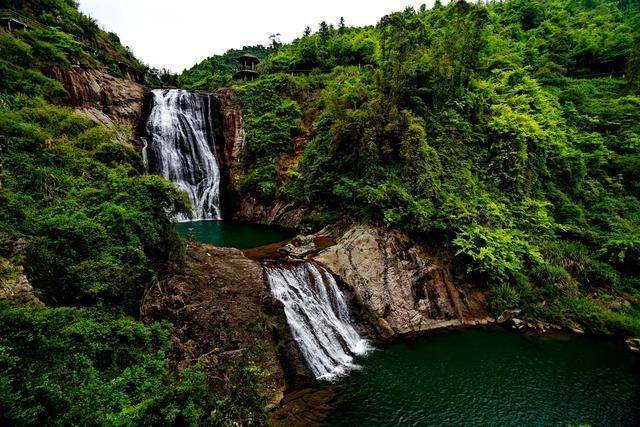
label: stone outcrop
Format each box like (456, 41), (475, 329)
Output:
(213, 89), (307, 227)
(0, 257), (43, 307)
(140, 243), (306, 405)
(46, 66), (145, 134)
(214, 87), (246, 194)
(625, 338), (640, 352)
(312, 224), (492, 338)
(233, 197), (306, 228)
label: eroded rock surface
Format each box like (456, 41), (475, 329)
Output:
(313, 225), (492, 338)
(215, 87), (246, 193)
(140, 243), (306, 403)
(213, 88), (307, 227)
(46, 66), (145, 133)
(0, 257), (43, 307)
(233, 197), (306, 227)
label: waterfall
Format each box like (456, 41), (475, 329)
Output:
(266, 261), (369, 380)
(143, 89), (221, 221)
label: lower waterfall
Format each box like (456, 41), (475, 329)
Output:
(143, 89), (221, 221)
(265, 261), (369, 380)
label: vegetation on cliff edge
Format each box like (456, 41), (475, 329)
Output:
(183, 0), (640, 337)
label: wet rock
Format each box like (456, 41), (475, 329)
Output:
(283, 235), (316, 257)
(313, 224), (492, 338)
(511, 318), (524, 329)
(233, 197), (306, 228)
(568, 324), (585, 334)
(140, 243), (306, 403)
(497, 309), (522, 324)
(626, 338), (640, 352)
(270, 387), (337, 427)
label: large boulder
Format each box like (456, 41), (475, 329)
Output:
(313, 225), (492, 338)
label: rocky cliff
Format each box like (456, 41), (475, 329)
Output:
(46, 66), (145, 138)
(213, 88), (306, 226)
(0, 256), (43, 307)
(214, 87), (245, 194)
(303, 224), (492, 338)
(140, 243), (307, 407)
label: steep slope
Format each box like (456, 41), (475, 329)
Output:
(184, 0), (640, 338)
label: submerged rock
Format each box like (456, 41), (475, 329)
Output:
(312, 224), (492, 338)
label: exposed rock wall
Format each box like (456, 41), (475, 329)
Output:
(214, 88), (306, 226)
(233, 197), (306, 228)
(214, 87), (245, 193)
(140, 243), (307, 404)
(312, 225), (492, 338)
(0, 257), (43, 307)
(46, 66), (145, 135)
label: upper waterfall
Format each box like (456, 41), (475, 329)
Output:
(143, 89), (221, 221)
(266, 261), (369, 380)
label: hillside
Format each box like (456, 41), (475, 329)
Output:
(0, 1), (270, 424)
(0, 0), (639, 424)
(183, 0), (640, 336)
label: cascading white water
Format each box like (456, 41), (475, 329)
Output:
(266, 261), (369, 380)
(143, 89), (221, 221)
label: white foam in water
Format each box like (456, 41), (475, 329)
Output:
(143, 89), (221, 221)
(266, 261), (370, 380)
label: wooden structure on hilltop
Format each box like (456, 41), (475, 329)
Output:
(0, 9), (45, 32)
(233, 53), (260, 81)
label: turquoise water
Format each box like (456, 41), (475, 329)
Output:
(174, 220), (296, 249)
(323, 328), (640, 426)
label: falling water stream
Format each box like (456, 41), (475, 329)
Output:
(143, 89), (222, 221)
(265, 261), (369, 380)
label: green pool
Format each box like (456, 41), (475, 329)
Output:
(322, 328), (640, 426)
(174, 220), (296, 249)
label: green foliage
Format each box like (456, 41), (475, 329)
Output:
(2, 0), (145, 73)
(488, 286), (521, 316)
(0, 1), (280, 424)
(236, 74), (303, 201)
(198, 0), (639, 335)
(454, 225), (543, 286)
(0, 304), (216, 425)
(2, 0), (640, 422)
(0, 102), (190, 314)
(179, 46), (269, 90)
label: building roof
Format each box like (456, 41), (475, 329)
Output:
(237, 53), (260, 63)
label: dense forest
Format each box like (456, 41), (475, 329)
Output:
(183, 0), (640, 335)
(0, 0), (267, 424)
(1, 0), (639, 424)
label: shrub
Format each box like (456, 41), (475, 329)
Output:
(488, 286), (521, 316)
(454, 225), (543, 286)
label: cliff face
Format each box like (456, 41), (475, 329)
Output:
(46, 66), (145, 138)
(308, 225), (492, 338)
(140, 243), (307, 406)
(0, 257), (43, 307)
(214, 88), (305, 227)
(214, 87), (246, 194)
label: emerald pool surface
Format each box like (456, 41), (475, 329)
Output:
(174, 220), (296, 249)
(323, 328), (640, 426)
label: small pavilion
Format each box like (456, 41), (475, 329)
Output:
(233, 53), (260, 81)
